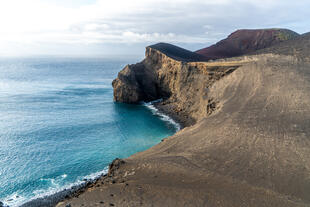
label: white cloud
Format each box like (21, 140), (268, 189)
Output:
(0, 0), (221, 46)
(0, 0), (309, 56)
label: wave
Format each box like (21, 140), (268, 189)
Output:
(3, 100), (179, 207)
(3, 168), (109, 207)
(143, 99), (181, 131)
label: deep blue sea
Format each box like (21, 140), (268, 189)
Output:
(0, 57), (179, 206)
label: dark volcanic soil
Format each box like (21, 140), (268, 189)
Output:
(148, 42), (206, 62)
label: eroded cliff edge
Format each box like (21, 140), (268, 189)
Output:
(112, 44), (247, 126)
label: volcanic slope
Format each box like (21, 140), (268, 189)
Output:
(196, 28), (299, 60)
(59, 32), (310, 207)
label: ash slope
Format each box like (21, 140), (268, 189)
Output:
(59, 31), (310, 207)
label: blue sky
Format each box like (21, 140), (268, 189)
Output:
(0, 0), (309, 57)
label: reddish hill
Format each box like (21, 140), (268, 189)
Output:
(196, 29), (299, 60)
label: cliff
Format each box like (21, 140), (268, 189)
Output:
(112, 43), (250, 125)
(112, 43), (207, 105)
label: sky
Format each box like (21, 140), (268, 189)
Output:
(0, 0), (309, 57)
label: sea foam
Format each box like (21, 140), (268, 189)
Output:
(143, 99), (181, 131)
(4, 168), (109, 207)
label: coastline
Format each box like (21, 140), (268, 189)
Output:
(143, 99), (182, 131)
(20, 177), (103, 207)
(152, 101), (192, 129)
(56, 48), (310, 206)
(15, 30), (310, 207)
(18, 101), (181, 207)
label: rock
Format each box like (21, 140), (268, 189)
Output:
(112, 45), (239, 125)
(112, 62), (158, 103)
(108, 158), (125, 177)
(0, 201), (4, 207)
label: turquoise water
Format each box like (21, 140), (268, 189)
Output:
(0, 58), (178, 206)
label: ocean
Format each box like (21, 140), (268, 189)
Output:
(0, 57), (179, 207)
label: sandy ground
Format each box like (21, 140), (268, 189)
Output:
(56, 53), (310, 207)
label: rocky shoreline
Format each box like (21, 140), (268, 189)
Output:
(19, 159), (126, 207)
(19, 174), (104, 207)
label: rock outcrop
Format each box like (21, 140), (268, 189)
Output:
(112, 43), (248, 125)
(112, 43), (207, 104)
(112, 29), (303, 126)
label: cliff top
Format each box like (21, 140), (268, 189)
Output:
(148, 42), (206, 62)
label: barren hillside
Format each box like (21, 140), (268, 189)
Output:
(58, 30), (310, 207)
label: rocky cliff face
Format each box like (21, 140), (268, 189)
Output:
(112, 45), (246, 125)
(112, 29), (300, 124)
